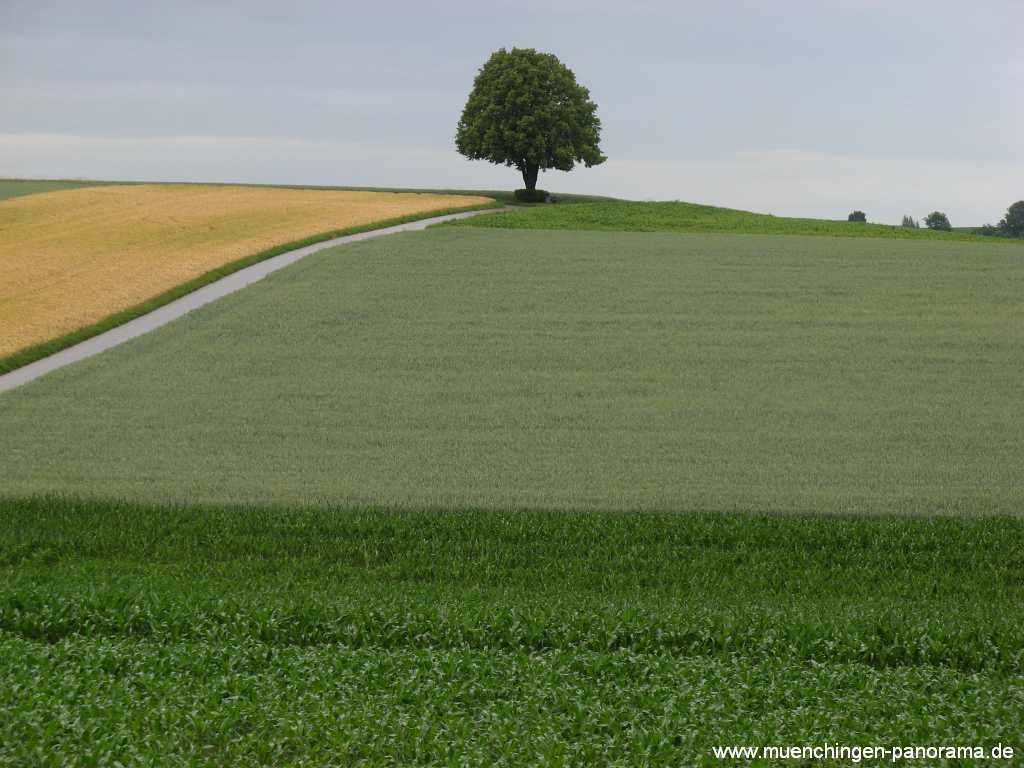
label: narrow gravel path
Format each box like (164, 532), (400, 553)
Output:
(0, 207), (497, 393)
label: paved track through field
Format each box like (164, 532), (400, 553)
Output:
(0, 208), (500, 393)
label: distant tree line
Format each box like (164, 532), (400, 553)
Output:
(850, 201), (1024, 238)
(976, 201), (1024, 239)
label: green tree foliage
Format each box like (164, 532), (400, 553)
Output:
(976, 202), (1024, 239)
(456, 48), (606, 192)
(924, 211), (952, 231)
(848, 211), (867, 223)
(901, 215), (919, 229)
(998, 201), (1024, 237)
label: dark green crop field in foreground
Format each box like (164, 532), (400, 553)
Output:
(1, 228), (1021, 513)
(1, 497), (1022, 765)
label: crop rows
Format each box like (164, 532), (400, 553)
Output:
(1, 497), (1022, 765)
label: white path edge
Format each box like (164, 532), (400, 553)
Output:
(0, 207), (499, 394)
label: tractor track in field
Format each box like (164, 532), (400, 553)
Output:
(0, 207), (501, 394)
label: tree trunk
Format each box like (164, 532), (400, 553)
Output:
(521, 163), (539, 191)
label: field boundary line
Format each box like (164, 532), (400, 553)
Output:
(0, 206), (501, 393)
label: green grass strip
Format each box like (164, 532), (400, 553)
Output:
(0, 179), (117, 201)
(448, 199), (1024, 244)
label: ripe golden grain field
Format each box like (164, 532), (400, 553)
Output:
(0, 184), (492, 358)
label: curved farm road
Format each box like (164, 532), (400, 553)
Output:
(0, 207), (498, 394)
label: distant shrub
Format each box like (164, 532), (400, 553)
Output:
(901, 215), (919, 229)
(975, 224), (1001, 237)
(514, 188), (551, 203)
(998, 201), (1024, 238)
(848, 211), (866, 223)
(924, 211), (952, 231)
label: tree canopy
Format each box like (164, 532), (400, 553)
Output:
(456, 48), (606, 192)
(999, 201), (1024, 237)
(977, 201), (1024, 238)
(924, 211), (952, 231)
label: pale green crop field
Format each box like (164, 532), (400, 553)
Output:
(1, 227), (1020, 514)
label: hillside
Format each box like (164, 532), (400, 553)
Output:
(452, 199), (1021, 243)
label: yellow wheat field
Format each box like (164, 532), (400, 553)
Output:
(0, 184), (493, 358)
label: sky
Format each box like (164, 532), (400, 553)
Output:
(1, 0), (1021, 224)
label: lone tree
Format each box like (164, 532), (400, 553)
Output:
(924, 211), (952, 231)
(848, 210), (867, 223)
(456, 48), (606, 197)
(999, 201), (1024, 237)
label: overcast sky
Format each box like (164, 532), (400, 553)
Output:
(1, 0), (1020, 224)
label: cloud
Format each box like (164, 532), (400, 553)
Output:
(0, 132), (512, 190)
(1, 1), (1020, 223)
(3, 134), (1018, 226)
(581, 150), (1023, 224)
